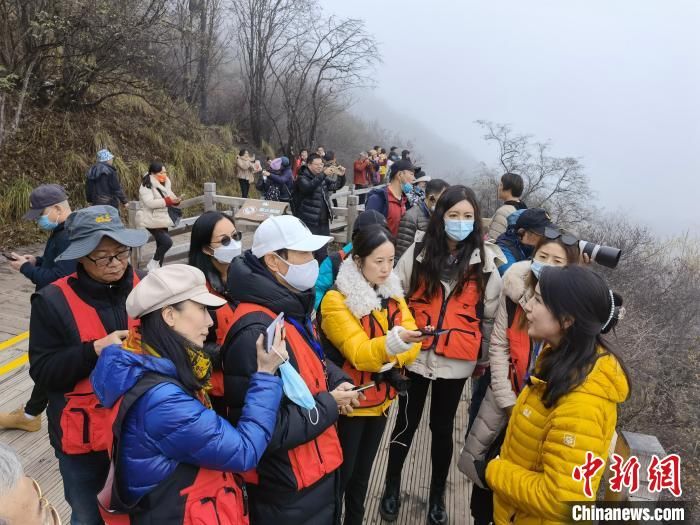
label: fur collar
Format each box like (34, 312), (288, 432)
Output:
(334, 257), (404, 318)
(503, 260), (534, 303)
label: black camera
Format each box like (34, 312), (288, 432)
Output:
(578, 240), (622, 269)
(371, 368), (411, 396)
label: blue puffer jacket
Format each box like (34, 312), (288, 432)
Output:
(92, 344), (283, 503)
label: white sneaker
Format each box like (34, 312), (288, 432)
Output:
(146, 259), (160, 271)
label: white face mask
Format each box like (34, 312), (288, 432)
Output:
(212, 239), (242, 264)
(275, 254), (319, 292)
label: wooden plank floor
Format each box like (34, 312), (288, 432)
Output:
(0, 241), (475, 525)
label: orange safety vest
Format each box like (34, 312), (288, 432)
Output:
(339, 299), (402, 409)
(505, 299), (531, 394)
(51, 272), (140, 455)
(408, 279), (482, 361)
(228, 303), (343, 491)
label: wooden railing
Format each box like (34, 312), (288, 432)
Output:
(127, 181), (384, 268)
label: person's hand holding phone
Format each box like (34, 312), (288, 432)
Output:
(331, 382), (362, 415)
(257, 322), (288, 375)
(399, 328), (427, 344)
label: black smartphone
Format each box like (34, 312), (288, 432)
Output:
(352, 382), (376, 392)
(418, 327), (449, 336)
(2, 252), (17, 261)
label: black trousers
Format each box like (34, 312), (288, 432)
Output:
(25, 383), (48, 416)
(354, 184), (366, 205)
(239, 178), (250, 199)
(147, 228), (173, 264)
(385, 371), (467, 490)
(336, 415), (388, 525)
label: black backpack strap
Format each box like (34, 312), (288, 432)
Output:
(413, 241), (425, 264)
(220, 310), (274, 370)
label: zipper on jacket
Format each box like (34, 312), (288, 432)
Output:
(431, 286), (450, 350)
(70, 408), (90, 443)
(313, 438), (324, 465)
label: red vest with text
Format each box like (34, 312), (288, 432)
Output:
(51, 273), (139, 455)
(98, 374), (249, 525)
(228, 303), (343, 491)
(408, 279), (482, 361)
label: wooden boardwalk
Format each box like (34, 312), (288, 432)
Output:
(0, 244), (474, 524)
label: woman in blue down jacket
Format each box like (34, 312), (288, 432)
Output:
(92, 264), (287, 523)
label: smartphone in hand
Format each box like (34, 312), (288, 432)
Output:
(266, 312), (285, 353)
(352, 382), (376, 392)
(418, 327), (449, 336)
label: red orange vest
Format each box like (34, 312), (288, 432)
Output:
(505, 299), (531, 393)
(230, 303), (343, 491)
(408, 279), (482, 361)
(51, 272), (139, 455)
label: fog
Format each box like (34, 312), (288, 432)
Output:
(327, 0), (700, 236)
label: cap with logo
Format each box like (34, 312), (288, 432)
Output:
(55, 205), (149, 261)
(126, 264), (227, 319)
(251, 215), (331, 258)
(515, 208), (555, 235)
(22, 184), (68, 221)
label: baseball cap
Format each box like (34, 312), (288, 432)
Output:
(126, 264), (227, 319)
(251, 215), (331, 257)
(23, 184), (68, 221)
(413, 174), (431, 185)
(515, 208), (554, 235)
(352, 209), (387, 235)
(97, 149), (114, 162)
(389, 159), (415, 178)
(55, 205), (148, 261)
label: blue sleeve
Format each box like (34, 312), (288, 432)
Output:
(498, 248), (517, 276)
(314, 257), (335, 310)
(267, 171), (286, 185)
(20, 259), (76, 290)
(365, 192), (385, 216)
(144, 373), (283, 472)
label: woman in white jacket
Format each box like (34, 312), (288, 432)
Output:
(136, 162), (181, 270)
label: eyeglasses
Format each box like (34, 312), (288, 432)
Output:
(543, 227), (578, 246)
(213, 231), (242, 246)
(85, 248), (131, 267)
(30, 477), (62, 525)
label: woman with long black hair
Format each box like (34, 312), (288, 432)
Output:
(380, 185), (503, 525)
(484, 265), (629, 524)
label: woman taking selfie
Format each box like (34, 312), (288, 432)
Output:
(460, 229), (580, 525)
(92, 264), (287, 523)
(320, 225), (422, 525)
(380, 185), (503, 525)
(485, 265), (629, 523)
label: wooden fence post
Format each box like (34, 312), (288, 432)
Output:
(346, 195), (359, 244)
(204, 182), (216, 212)
(127, 201), (141, 269)
(604, 430), (666, 503)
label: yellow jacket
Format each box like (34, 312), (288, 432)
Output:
(320, 258), (420, 417)
(485, 346), (629, 524)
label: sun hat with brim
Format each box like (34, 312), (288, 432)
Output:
(23, 184), (68, 221)
(251, 215), (331, 257)
(55, 205), (149, 261)
(127, 264), (227, 319)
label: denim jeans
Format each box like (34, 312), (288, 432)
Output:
(55, 450), (110, 525)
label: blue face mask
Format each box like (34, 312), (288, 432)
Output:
(278, 360), (319, 424)
(401, 182), (413, 194)
(37, 212), (59, 231)
(444, 219), (474, 241)
(530, 259), (551, 280)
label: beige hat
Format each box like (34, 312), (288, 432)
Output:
(126, 264), (227, 319)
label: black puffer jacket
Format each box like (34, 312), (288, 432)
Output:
(85, 162), (128, 208)
(295, 166), (340, 231)
(395, 200), (431, 260)
(221, 252), (349, 525)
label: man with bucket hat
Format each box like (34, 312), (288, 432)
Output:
(0, 184), (76, 433)
(85, 148), (128, 209)
(28, 205), (147, 525)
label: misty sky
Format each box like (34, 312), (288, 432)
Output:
(327, 0), (699, 236)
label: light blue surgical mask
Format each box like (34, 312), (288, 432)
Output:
(444, 219), (474, 241)
(401, 182), (413, 194)
(37, 212), (59, 231)
(530, 259), (551, 280)
(277, 360), (319, 424)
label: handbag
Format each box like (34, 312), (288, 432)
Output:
(156, 187), (182, 227)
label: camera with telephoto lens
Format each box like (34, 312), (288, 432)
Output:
(371, 368), (410, 396)
(578, 240), (621, 269)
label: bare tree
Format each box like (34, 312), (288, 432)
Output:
(476, 120), (592, 226)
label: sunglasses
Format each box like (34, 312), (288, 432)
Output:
(214, 231), (242, 246)
(543, 227), (578, 246)
(30, 477), (62, 525)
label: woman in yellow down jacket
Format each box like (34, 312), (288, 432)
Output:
(320, 225), (422, 525)
(485, 265), (629, 524)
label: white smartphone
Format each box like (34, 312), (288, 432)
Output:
(266, 312), (285, 353)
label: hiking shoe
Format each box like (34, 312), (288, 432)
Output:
(0, 407), (41, 432)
